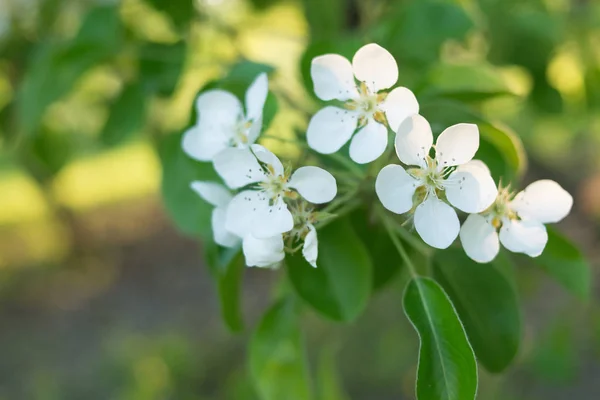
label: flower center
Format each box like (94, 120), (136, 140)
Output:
(481, 185), (518, 228)
(345, 82), (388, 125)
(231, 119), (252, 147)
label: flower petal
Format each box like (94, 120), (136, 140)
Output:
(510, 180), (573, 224)
(195, 89), (243, 122)
(225, 190), (269, 237)
(245, 73), (268, 121)
(251, 144), (284, 176)
(435, 123), (479, 168)
(247, 114), (263, 145)
(459, 214), (500, 263)
(352, 43), (398, 92)
(213, 148), (264, 189)
(375, 164), (420, 214)
(252, 197), (294, 238)
(394, 114), (433, 168)
(349, 120), (388, 164)
(288, 166), (337, 204)
(499, 219), (548, 257)
(190, 181), (232, 208)
(212, 207), (240, 248)
(307, 106), (358, 154)
(381, 87), (419, 132)
(444, 161), (498, 213)
(414, 196), (460, 249)
(181, 125), (229, 162)
(225, 191), (294, 239)
(243, 234), (285, 268)
(302, 224), (319, 268)
(311, 54), (359, 101)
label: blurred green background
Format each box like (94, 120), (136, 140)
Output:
(0, 0), (599, 398)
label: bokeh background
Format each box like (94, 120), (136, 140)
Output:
(0, 0), (599, 398)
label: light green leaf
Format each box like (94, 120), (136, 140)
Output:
(286, 218), (372, 322)
(403, 277), (478, 400)
(250, 299), (312, 400)
(158, 132), (219, 237)
(535, 228), (591, 300)
(433, 249), (522, 373)
(316, 346), (348, 400)
(421, 62), (514, 102)
(101, 82), (146, 146)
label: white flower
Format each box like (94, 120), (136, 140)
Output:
(307, 43), (419, 164)
(375, 114), (497, 249)
(182, 73), (268, 161)
(242, 203), (320, 268)
(460, 180), (573, 263)
(213, 144), (337, 240)
(243, 234), (285, 268)
(190, 181), (240, 248)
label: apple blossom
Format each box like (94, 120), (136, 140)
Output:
(182, 73), (268, 162)
(460, 180), (573, 263)
(376, 114), (497, 249)
(307, 43), (419, 164)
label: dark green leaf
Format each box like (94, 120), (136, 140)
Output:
(301, 0), (344, 41)
(380, 0), (473, 66)
(144, 0), (194, 28)
(403, 277), (478, 400)
(433, 248), (521, 373)
(140, 41), (186, 96)
(100, 82), (146, 146)
(286, 218), (372, 322)
(158, 132), (219, 237)
(24, 127), (72, 179)
(349, 206), (404, 290)
(250, 298), (312, 400)
(216, 249), (245, 332)
(535, 228), (591, 300)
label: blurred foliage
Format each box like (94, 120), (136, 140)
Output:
(0, 0), (598, 399)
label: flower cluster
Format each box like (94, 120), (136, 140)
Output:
(185, 75), (337, 268)
(183, 42), (573, 268)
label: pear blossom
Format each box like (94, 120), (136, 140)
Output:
(460, 180), (573, 263)
(375, 114), (497, 249)
(242, 202), (321, 268)
(190, 181), (240, 248)
(182, 73), (268, 162)
(213, 144), (337, 241)
(307, 43), (419, 164)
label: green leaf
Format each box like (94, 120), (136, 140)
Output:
(250, 299), (312, 400)
(215, 247), (245, 332)
(23, 127), (72, 179)
(535, 228), (591, 300)
(403, 277), (478, 400)
(205, 240), (245, 332)
(17, 5), (122, 135)
(316, 346), (348, 400)
(301, 0), (344, 41)
(379, 0), (473, 66)
(139, 41), (186, 96)
(144, 0), (194, 28)
(349, 206), (404, 290)
(100, 82), (146, 146)
(421, 62), (514, 102)
(530, 318), (579, 383)
(432, 248), (522, 373)
(158, 132), (219, 237)
(286, 218), (372, 322)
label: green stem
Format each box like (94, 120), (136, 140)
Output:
(378, 208), (419, 278)
(325, 152), (366, 179)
